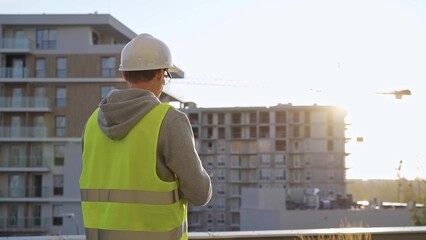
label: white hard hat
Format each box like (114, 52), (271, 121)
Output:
(119, 33), (178, 72)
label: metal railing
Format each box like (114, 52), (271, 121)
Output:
(0, 68), (32, 78)
(0, 186), (51, 198)
(0, 156), (51, 168)
(0, 127), (48, 138)
(0, 38), (33, 51)
(0, 217), (48, 233)
(1, 226), (426, 240)
(0, 97), (50, 109)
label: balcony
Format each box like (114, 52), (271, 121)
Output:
(0, 186), (51, 199)
(0, 217), (48, 233)
(0, 127), (48, 139)
(0, 67), (32, 78)
(0, 38), (34, 53)
(0, 97), (51, 111)
(0, 156), (50, 172)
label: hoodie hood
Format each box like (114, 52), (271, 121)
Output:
(97, 88), (160, 140)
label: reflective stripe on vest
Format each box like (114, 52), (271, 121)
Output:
(80, 103), (187, 240)
(85, 221), (188, 240)
(81, 188), (180, 204)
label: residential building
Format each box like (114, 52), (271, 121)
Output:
(0, 14), (184, 236)
(181, 104), (348, 231)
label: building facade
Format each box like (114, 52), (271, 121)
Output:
(181, 104), (348, 231)
(0, 14), (184, 236)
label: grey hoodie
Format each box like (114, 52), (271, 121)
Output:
(89, 88), (212, 206)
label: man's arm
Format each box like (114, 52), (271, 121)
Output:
(160, 110), (212, 206)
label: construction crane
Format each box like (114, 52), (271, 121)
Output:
(377, 89), (412, 99)
(170, 77), (264, 88)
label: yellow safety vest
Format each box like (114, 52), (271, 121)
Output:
(80, 103), (188, 240)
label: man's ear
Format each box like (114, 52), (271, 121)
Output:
(155, 69), (163, 81)
(122, 72), (129, 82)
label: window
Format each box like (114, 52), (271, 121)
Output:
(259, 169), (271, 180)
(276, 126), (286, 138)
(293, 126), (300, 137)
(231, 141), (241, 153)
(276, 111), (286, 123)
(304, 155), (311, 166)
(231, 113), (241, 124)
(207, 127), (213, 138)
(231, 127), (241, 139)
(249, 126), (257, 138)
(207, 114), (213, 124)
(327, 125), (333, 137)
(56, 58), (67, 77)
(35, 58), (46, 78)
(55, 116), (66, 136)
(217, 155), (226, 167)
(275, 140), (286, 151)
(260, 154), (271, 166)
(293, 156), (300, 168)
(92, 31), (99, 45)
(206, 213), (213, 224)
(192, 127), (199, 138)
(259, 126), (269, 138)
(216, 198), (225, 210)
(56, 87), (66, 107)
(275, 154), (285, 166)
(216, 212), (225, 224)
(304, 126), (311, 137)
(217, 170), (226, 181)
(36, 29), (56, 49)
(52, 205), (63, 225)
(293, 111), (300, 122)
(101, 57), (116, 77)
(327, 140), (334, 151)
(328, 155), (334, 166)
(275, 169), (286, 180)
(101, 86), (115, 99)
(259, 111), (269, 123)
(54, 145), (65, 166)
(216, 184), (225, 195)
(189, 113), (199, 125)
(305, 170), (311, 180)
(218, 113), (225, 125)
(328, 169), (335, 181)
(203, 156), (214, 168)
(218, 127), (225, 138)
(249, 112), (257, 123)
(53, 175), (64, 195)
(7, 204), (18, 227)
(304, 111), (311, 123)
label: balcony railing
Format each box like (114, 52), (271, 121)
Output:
(0, 67), (32, 78)
(0, 127), (48, 138)
(0, 217), (48, 233)
(0, 38), (33, 53)
(0, 97), (51, 110)
(0, 186), (51, 198)
(0, 156), (51, 168)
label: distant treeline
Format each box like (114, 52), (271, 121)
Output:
(347, 178), (426, 203)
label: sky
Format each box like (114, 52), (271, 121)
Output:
(1, 0), (425, 180)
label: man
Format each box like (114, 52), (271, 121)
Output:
(80, 33), (212, 240)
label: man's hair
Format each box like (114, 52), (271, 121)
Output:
(123, 70), (158, 83)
